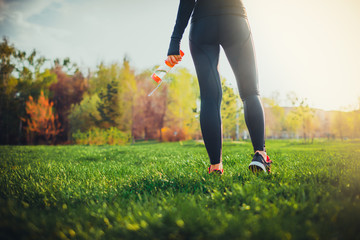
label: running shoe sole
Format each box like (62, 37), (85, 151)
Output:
(248, 161), (267, 173)
(248, 152), (272, 174)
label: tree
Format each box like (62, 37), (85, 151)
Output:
(88, 63), (116, 95)
(87, 59), (136, 134)
(221, 79), (243, 140)
(96, 80), (121, 129)
(50, 65), (87, 142)
(352, 110), (360, 139)
(117, 58), (137, 132)
(164, 68), (200, 140)
(132, 69), (168, 140)
(68, 93), (100, 135)
(285, 93), (316, 142)
(285, 110), (301, 138)
(0, 37), (57, 144)
(22, 91), (62, 144)
(0, 37), (17, 144)
(262, 92), (285, 138)
(331, 111), (351, 140)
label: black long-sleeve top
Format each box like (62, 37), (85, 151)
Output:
(167, 0), (247, 56)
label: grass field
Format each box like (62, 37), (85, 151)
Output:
(1, 140), (360, 240)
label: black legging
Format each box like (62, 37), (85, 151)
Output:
(189, 15), (265, 165)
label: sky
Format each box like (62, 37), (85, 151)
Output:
(1, 0), (360, 111)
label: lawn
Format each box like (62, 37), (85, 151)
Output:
(1, 140), (360, 239)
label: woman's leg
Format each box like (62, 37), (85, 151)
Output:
(220, 16), (266, 152)
(189, 18), (223, 165)
(243, 95), (265, 152)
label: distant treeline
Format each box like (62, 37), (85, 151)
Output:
(263, 96), (360, 141)
(0, 38), (359, 145)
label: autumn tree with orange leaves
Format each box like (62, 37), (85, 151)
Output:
(22, 91), (62, 144)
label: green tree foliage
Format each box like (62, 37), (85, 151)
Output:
(88, 63), (115, 95)
(262, 92), (285, 138)
(221, 79), (243, 140)
(284, 111), (301, 138)
(87, 59), (136, 133)
(53, 57), (79, 75)
(117, 59), (137, 132)
(285, 93), (316, 141)
(5, 37), (360, 145)
(331, 111), (351, 140)
(68, 58), (136, 143)
(165, 68), (200, 139)
(68, 94), (100, 135)
(351, 109), (360, 139)
(96, 80), (121, 128)
(0, 38), (57, 144)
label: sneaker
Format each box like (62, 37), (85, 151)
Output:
(248, 152), (272, 174)
(208, 166), (224, 175)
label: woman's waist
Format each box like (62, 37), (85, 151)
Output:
(191, 6), (247, 23)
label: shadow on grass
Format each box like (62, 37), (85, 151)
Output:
(77, 156), (101, 162)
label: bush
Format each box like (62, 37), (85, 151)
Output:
(161, 127), (190, 142)
(72, 127), (130, 145)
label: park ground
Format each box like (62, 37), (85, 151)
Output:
(1, 140), (360, 239)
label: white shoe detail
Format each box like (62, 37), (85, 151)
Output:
(248, 161), (266, 173)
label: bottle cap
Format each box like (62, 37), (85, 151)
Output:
(151, 73), (162, 83)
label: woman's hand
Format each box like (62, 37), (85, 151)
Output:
(166, 55), (182, 66)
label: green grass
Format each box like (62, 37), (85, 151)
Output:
(1, 140), (360, 240)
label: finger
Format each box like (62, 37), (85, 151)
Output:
(175, 56), (181, 63)
(171, 56), (178, 65)
(167, 56), (174, 66)
(169, 56), (175, 66)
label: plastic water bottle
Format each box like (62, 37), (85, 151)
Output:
(151, 50), (185, 84)
(148, 50), (184, 96)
